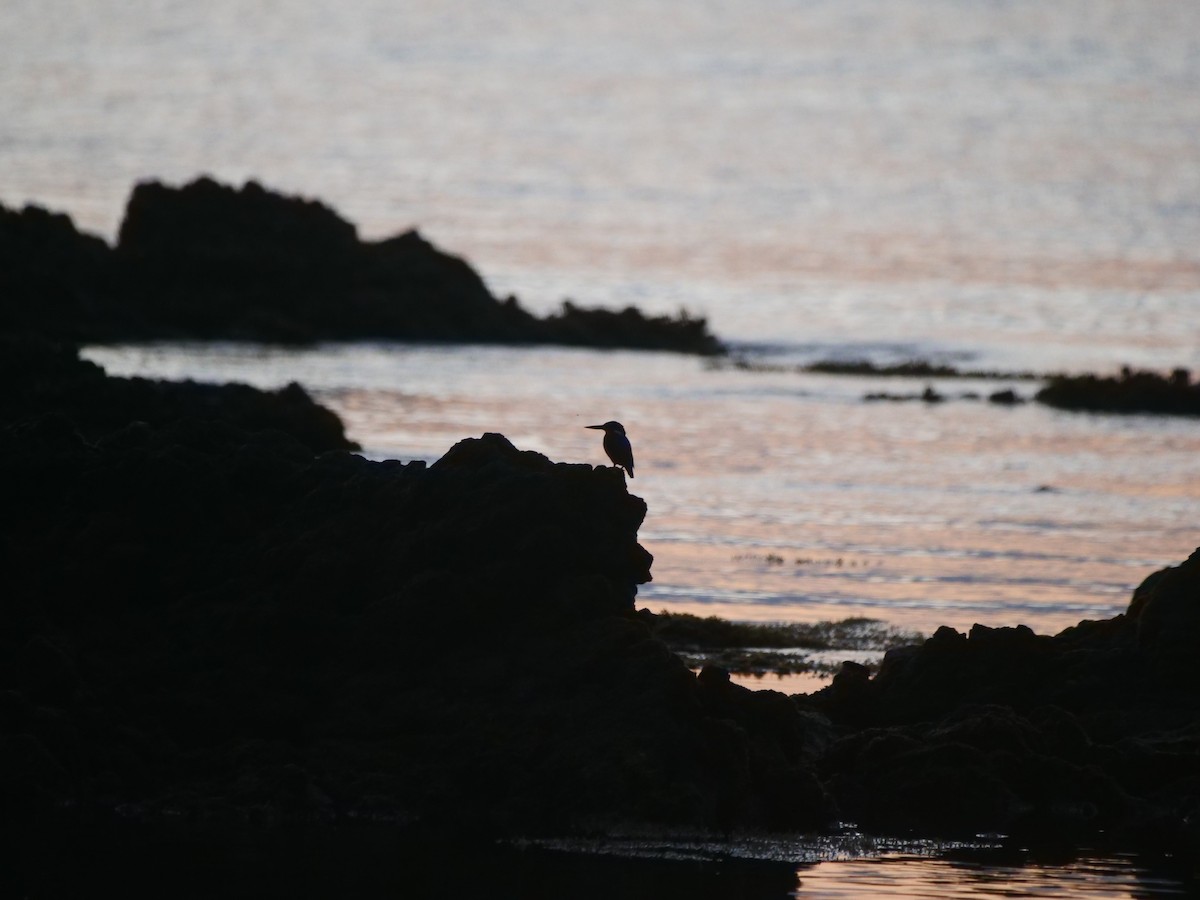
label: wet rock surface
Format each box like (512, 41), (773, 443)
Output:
(1, 177), (722, 353)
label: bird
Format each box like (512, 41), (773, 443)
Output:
(586, 421), (634, 478)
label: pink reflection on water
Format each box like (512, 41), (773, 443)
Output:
(792, 853), (1185, 899)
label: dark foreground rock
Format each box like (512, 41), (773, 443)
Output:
(805, 556), (1200, 857)
(0, 346), (821, 840)
(0, 177), (722, 353)
(0, 336), (356, 453)
(2, 339), (1197, 864)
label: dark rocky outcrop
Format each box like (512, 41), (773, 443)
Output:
(805, 554), (1200, 856)
(0, 177), (722, 354)
(0, 346), (820, 841)
(1036, 367), (1200, 416)
(2, 335), (1198, 866)
(0, 336), (356, 453)
(0, 204), (125, 342)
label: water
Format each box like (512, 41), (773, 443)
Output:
(6, 1), (1200, 894)
(536, 836), (1200, 899)
(12, 823), (1197, 899)
(789, 856), (1195, 899)
(3, 1), (1200, 377)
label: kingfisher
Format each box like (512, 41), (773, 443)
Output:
(586, 421), (635, 478)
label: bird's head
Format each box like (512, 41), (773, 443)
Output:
(586, 421), (625, 435)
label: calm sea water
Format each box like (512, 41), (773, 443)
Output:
(3, 0), (1199, 377)
(15, 825), (1198, 899)
(8, 2), (1200, 893)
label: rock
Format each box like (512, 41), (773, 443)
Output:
(0, 203), (122, 341)
(0, 335), (357, 453)
(114, 177), (513, 343)
(1, 178), (723, 353)
(0, 362), (826, 836)
(804, 550), (1200, 850)
(988, 388), (1024, 405)
(2, 332), (1199, 855)
(13, 637), (77, 708)
(1127, 547), (1200, 681)
(1036, 368), (1200, 417)
(0, 733), (72, 806)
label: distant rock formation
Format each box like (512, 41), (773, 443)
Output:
(1036, 367), (1200, 416)
(0, 177), (722, 354)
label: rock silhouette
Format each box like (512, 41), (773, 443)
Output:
(0, 177), (722, 353)
(0, 338), (1197, 864)
(0, 336), (356, 453)
(1036, 367), (1200, 416)
(0, 343), (819, 839)
(805, 556), (1200, 854)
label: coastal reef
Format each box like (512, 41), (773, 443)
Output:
(1, 338), (1197, 864)
(0, 177), (721, 353)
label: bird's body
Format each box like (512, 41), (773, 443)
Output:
(586, 421), (634, 478)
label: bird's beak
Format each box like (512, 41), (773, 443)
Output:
(585, 424), (603, 430)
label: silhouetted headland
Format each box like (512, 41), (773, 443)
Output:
(0, 177), (722, 353)
(1, 339), (1197, 866)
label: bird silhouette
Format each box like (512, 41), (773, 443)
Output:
(586, 421), (634, 478)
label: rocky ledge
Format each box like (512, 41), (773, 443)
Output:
(0, 177), (722, 354)
(1, 340), (1197, 863)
